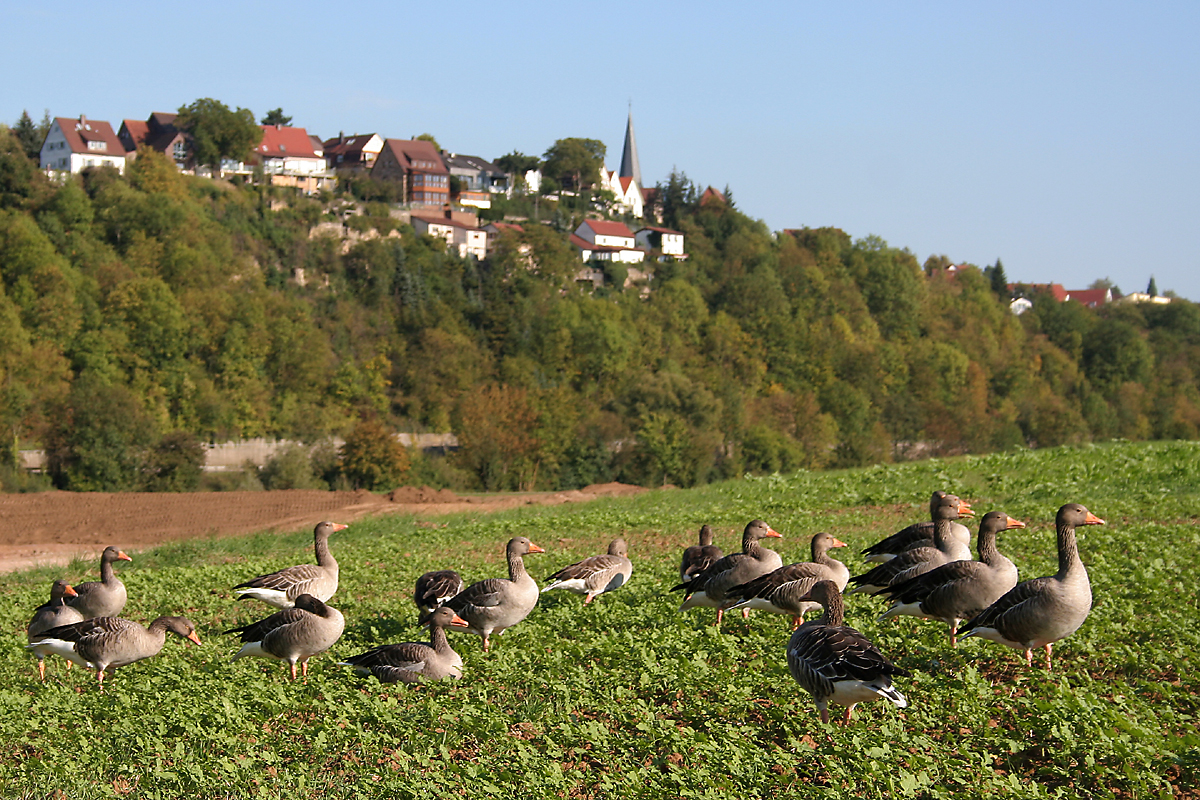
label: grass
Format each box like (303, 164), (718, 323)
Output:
(1, 440), (1198, 798)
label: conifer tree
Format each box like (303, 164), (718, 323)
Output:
(1147, 275), (1158, 297)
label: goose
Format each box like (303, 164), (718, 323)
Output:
(26, 615), (201, 687)
(233, 521), (347, 608)
(786, 580), (910, 724)
(414, 570), (465, 614)
(875, 511), (1023, 644)
(339, 606), (468, 683)
(67, 546), (132, 619)
(671, 520), (783, 625)
(27, 580), (85, 680)
(959, 503), (1103, 669)
(445, 537), (544, 652)
(860, 491), (972, 563)
(542, 539), (633, 603)
(847, 493), (974, 594)
(226, 593), (345, 680)
(679, 525), (723, 583)
(722, 532), (850, 628)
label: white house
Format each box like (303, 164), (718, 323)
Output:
(635, 226), (685, 260)
(571, 220), (646, 264)
(600, 169), (643, 218)
(40, 116), (127, 175)
(412, 215), (487, 260)
(253, 125), (335, 193)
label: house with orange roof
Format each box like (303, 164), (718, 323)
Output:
(600, 168), (643, 217)
(254, 125), (334, 193)
(1064, 287), (1112, 308)
(412, 214), (487, 260)
(118, 112), (188, 169)
(40, 115), (127, 174)
(571, 219), (646, 264)
(372, 139), (449, 206)
(323, 133), (384, 171)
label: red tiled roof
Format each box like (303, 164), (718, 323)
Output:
(412, 215), (479, 231)
(569, 233), (595, 251)
(700, 187), (726, 205)
(1008, 282), (1068, 302)
(1066, 288), (1110, 307)
(637, 226), (682, 235)
(120, 119), (149, 152)
(54, 117), (124, 156)
(618, 176), (635, 193)
(257, 125), (320, 159)
(581, 219), (635, 238)
(380, 138), (448, 173)
(488, 222), (524, 233)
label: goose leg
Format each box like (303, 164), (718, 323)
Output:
(302, 659), (310, 678)
(818, 704), (830, 725)
(289, 661), (298, 681)
(482, 634), (491, 653)
(37, 659), (46, 682)
(842, 705), (855, 725)
(1023, 648), (1033, 669)
(791, 615), (802, 631)
(715, 608), (724, 627)
(1044, 644), (1053, 671)
(741, 608), (750, 620)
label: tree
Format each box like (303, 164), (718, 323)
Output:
(1147, 275), (1158, 297)
(260, 108), (292, 126)
(983, 258), (1008, 295)
(142, 431), (205, 491)
(495, 151), (541, 193)
(542, 138), (605, 192)
(339, 419), (410, 490)
(415, 132), (441, 150)
(175, 98), (261, 178)
(12, 111), (42, 161)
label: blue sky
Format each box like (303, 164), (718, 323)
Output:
(4, 1), (1198, 299)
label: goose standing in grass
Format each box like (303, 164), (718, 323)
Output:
(26, 616), (201, 687)
(542, 539), (633, 604)
(339, 606), (468, 683)
(860, 491), (973, 563)
(722, 532), (850, 629)
(847, 493), (974, 594)
(445, 537), (544, 652)
(67, 546), (132, 619)
(958, 503), (1103, 670)
(786, 580), (910, 724)
(679, 525), (723, 583)
(414, 570), (465, 614)
(27, 580), (85, 681)
(671, 520), (783, 625)
(233, 521), (347, 608)
(226, 594), (345, 681)
(875, 511), (1023, 644)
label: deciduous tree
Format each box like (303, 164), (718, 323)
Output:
(260, 108), (292, 126)
(175, 98), (261, 178)
(542, 138), (605, 192)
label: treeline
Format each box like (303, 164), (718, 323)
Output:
(2, 127), (1198, 494)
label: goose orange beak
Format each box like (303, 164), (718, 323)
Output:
(764, 528), (783, 538)
(528, 543), (545, 553)
(451, 614), (469, 627)
(64, 584), (78, 597)
(1084, 512), (1105, 525)
(187, 632), (203, 646)
(332, 523), (349, 532)
(1004, 517), (1026, 529)
(956, 501), (975, 517)
(117, 551), (132, 561)
(829, 538), (848, 548)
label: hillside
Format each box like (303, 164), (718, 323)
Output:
(3, 127), (1200, 496)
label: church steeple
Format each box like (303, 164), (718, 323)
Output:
(618, 107), (642, 187)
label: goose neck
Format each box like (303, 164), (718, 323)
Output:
(1056, 523), (1082, 577)
(977, 528), (1001, 565)
(507, 551), (528, 582)
(818, 591), (845, 627)
(315, 532), (336, 568)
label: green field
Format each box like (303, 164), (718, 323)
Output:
(3, 441), (1197, 798)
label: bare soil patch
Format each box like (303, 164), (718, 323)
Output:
(0, 482), (648, 573)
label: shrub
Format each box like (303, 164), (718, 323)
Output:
(339, 419), (409, 490)
(259, 443), (327, 490)
(141, 431), (205, 491)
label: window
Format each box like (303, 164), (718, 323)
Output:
(87, 140), (106, 151)
(173, 141), (186, 160)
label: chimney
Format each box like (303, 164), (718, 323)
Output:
(339, 131), (344, 144)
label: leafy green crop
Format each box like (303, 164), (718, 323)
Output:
(1, 441), (1196, 797)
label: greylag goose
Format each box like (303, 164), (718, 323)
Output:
(875, 511), (1023, 644)
(414, 570), (465, 614)
(67, 546), (132, 619)
(722, 532), (850, 628)
(959, 503), (1103, 669)
(26, 615), (201, 687)
(671, 520), (783, 625)
(860, 491), (972, 563)
(786, 580), (910, 724)
(445, 537), (544, 652)
(679, 525), (723, 583)
(233, 521), (347, 608)
(226, 593), (346, 680)
(847, 493), (974, 594)
(339, 606), (468, 683)
(27, 580), (85, 680)
(542, 539), (633, 603)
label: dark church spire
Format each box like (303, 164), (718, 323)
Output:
(619, 107), (642, 186)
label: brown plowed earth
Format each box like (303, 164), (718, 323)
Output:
(0, 482), (648, 574)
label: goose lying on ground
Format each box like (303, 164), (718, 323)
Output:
(542, 539), (633, 603)
(723, 532), (850, 628)
(27, 615), (201, 687)
(227, 593), (345, 680)
(959, 503), (1102, 670)
(876, 510), (1023, 644)
(340, 606), (468, 683)
(786, 580), (910, 724)
(233, 521), (347, 608)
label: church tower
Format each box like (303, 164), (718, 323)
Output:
(618, 109), (642, 187)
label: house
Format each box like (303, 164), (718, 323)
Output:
(1064, 287), (1112, 308)
(699, 186), (726, 207)
(635, 226), (686, 260)
(1115, 292), (1171, 305)
(372, 139), (449, 206)
(411, 214), (487, 260)
(482, 221), (525, 257)
(1007, 283), (1068, 302)
(323, 133), (384, 171)
(442, 153), (508, 209)
(571, 220), (645, 264)
(118, 112), (188, 169)
(600, 169), (643, 218)
(253, 125), (335, 193)
(40, 115), (126, 174)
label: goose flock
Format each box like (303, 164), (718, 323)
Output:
(23, 492), (1104, 725)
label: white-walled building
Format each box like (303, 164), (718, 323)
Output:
(412, 215), (487, 260)
(571, 220), (646, 264)
(40, 116), (127, 174)
(635, 226), (686, 260)
(600, 168), (643, 218)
